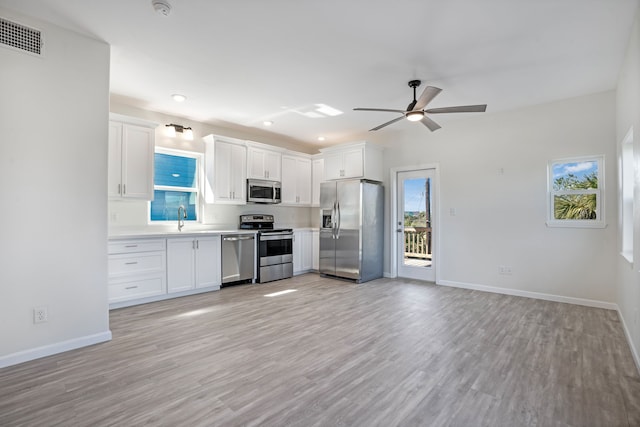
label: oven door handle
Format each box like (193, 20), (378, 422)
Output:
(260, 234), (293, 241)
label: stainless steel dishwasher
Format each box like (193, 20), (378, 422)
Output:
(221, 234), (255, 286)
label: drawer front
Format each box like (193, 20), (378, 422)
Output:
(108, 276), (165, 303)
(108, 252), (166, 276)
(108, 239), (165, 255)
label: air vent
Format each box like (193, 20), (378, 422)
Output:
(0, 17), (43, 55)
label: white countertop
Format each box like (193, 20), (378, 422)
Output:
(108, 226), (318, 240)
(108, 227), (257, 240)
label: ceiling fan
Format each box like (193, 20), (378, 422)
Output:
(353, 80), (487, 132)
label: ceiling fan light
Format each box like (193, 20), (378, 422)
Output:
(406, 111), (424, 122)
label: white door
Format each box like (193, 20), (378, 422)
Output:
(397, 169), (435, 281)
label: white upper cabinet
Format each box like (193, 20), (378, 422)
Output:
(204, 135), (247, 204)
(311, 156), (324, 207)
(247, 145), (281, 181)
(320, 141), (383, 182)
(108, 114), (157, 200)
(281, 154), (311, 206)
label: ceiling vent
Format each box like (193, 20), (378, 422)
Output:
(0, 17), (43, 56)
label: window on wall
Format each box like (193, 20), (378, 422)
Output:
(547, 155), (605, 228)
(621, 128), (634, 262)
(150, 150), (200, 222)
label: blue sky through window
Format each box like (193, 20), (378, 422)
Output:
(404, 178), (428, 212)
(552, 161), (597, 182)
(154, 153), (196, 188)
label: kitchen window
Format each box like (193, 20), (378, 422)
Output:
(547, 155), (604, 228)
(150, 149), (201, 222)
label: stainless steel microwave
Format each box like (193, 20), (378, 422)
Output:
(247, 179), (281, 204)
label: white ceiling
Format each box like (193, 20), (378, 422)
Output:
(2, 0), (638, 145)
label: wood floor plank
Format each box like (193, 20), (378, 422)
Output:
(1, 274), (638, 426)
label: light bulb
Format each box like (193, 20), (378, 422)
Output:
(165, 124), (176, 137)
(406, 111), (424, 122)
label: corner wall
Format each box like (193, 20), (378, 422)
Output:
(380, 91), (617, 305)
(0, 9), (111, 367)
(616, 11), (640, 368)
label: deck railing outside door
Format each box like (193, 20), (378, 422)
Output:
(404, 226), (432, 259)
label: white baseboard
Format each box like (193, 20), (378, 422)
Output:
(618, 307), (640, 374)
(437, 279), (618, 310)
(0, 330), (112, 369)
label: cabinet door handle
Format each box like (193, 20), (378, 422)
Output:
(118, 183), (121, 195)
(125, 285), (138, 290)
(125, 261), (138, 265)
(196, 240), (199, 249)
(123, 184), (126, 194)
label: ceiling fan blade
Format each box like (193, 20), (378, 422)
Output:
(425, 104), (487, 114)
(414, 86), (442, 110)
(354, 108), (405, 113)
(421, 116), (441, 132)
(370, 116), (405, 131)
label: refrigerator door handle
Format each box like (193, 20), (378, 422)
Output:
(336, 202), (341, 239)
(332, 202), (337, 239)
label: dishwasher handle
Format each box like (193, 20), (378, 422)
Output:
(223, 235), (255, 242)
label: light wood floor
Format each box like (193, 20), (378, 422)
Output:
(1, 274), (639, 426)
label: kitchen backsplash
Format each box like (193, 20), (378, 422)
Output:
(108, 199), (317, 230)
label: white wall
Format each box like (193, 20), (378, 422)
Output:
(379, 91), (617, 304)
(616, 11), (640, 367)
(0, 9), (111, 367)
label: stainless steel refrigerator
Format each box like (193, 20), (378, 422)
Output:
(319, 179), (384, 283)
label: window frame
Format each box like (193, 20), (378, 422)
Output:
(148, 148), (203, 224)
(546, 155), (605, 229)
(620, 128), (634, 263)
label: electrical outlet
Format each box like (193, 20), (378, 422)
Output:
(498, 265), (513, 275)
(34, 306), (48, 324)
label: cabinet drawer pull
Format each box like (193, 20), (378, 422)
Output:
(125, 286), (139, 290)
(125, 261), (138, 265)
(124, 245), (138, 248)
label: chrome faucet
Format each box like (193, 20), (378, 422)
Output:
(177, 205), (187, 231)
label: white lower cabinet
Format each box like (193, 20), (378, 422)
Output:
(107, 239), (167, 304)
(167, 236), (221, 293)
(293, 230), (313, 274)
(312, 230), (319, 271)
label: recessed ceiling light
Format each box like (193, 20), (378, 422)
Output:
(263, 120), (273, 126)
(317, 136), (325, 141)
(172, 94), (186, 102)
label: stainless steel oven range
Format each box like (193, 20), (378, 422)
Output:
(239, 214), (293, 283)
